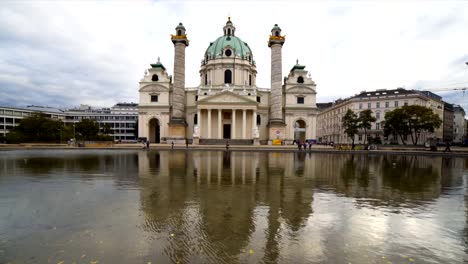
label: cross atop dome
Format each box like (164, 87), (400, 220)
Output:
(223, 16), (236, 36)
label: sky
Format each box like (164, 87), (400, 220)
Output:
(0, 0), (467, 114)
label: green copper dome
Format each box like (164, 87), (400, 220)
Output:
(205, 35), (253, 61)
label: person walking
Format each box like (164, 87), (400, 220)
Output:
(171, 141), (174, 150)
(146, 140), (150, 149)
(226, 140), (230, 150)
(443, 141), (452, 153)
(186, 139), (189, 149)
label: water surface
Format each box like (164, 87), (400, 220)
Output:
(0, 150), (467, 263)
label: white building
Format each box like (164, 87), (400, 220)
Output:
(0, 103), (138, 142)
(138, 18), (318, 145)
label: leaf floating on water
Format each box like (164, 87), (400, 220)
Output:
(90, 261), (99, 264)
(409, 258), (415, 262)
(57, 261), (64, 264)
(249, 249), (254, 254)
(170, 233), (175, 237)
(81, 254), (86, 258)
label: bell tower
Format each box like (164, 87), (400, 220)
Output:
(268, 24), (286, 142)
(169, 22), (189, 142)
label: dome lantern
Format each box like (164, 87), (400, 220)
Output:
(223, 17), (236, 36)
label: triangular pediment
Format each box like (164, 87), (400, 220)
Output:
(197, 91), (257, 104)
(286, 85), (316, 94)
(139, 84), (169, 93)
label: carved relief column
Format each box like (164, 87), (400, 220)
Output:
(242, 109), (246, 139)
(207, 109), (212, 138)
(169, 23), (189, 142)
(218, 109), (222, 139)
(232, 110), (236, 139)
(268, 24), (286, 142)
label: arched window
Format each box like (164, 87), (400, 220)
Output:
(204, 74), (208, 85)
(194, 114), (198, 125)
(224, 70), (232, 84)
(249, 74), (252, 86)
(152, 74), (159, 82)
(227, 28), (231, 35)
(177, 30), (182, 36)
(297, 76), (304, 83)
(256, 114), (261, 125)
(275, 31), (279, 37)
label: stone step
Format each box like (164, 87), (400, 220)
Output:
(199, 139), (253, 145)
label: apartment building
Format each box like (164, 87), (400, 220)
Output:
(317, 88), (444, 145)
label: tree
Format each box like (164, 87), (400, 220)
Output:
(383, 108), (410, 145)
(404, 105), (442, 145)
(6, 113), (64, 143)
(342, 109), (359, 149)
(358, 109), (376, 144)
(383, 105), (442, 145)
(101, 123), (112, 135)
(75, 119), (100, 140)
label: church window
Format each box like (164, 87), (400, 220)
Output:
(177, 30), (182, 36)
(256, 115), (261, 125)
(151, 95), (158, 102)
(227, 28), (231, 35)
(195, 95), (198, 101)
(224, 70), (232, 84)
(152, 74), (159, 82)
(257, 96), (261, 103)
(297, 76), (304, 83)
(275, 31), (279, 37)
(225, 49), (232, 57)
(297, 97), (304, 104)
(249, 75), (252, 86)
(194, 114), (198, 125)
(204, 74), (208, 85)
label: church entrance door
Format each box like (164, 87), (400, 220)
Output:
(149, 118), (160, 143)
(294, 120), (306, 143)
(223, 124), (231, 139)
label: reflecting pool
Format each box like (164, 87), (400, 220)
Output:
(0, 150), (467, 263)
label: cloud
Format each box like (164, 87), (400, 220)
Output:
(0, 0), (467, 116)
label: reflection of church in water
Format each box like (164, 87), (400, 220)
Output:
(138, 18), (318, 144)
(137, 151), (316, 263)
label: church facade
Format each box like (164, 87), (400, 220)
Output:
(138, 18), (318, 145)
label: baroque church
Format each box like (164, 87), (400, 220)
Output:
(138, 18), (318, 145)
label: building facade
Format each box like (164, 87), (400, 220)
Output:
(138, 18), (318, 145)
(452, 105), (466, 144)
(0, 103), (138, 142)
(316, 88), (445, 145)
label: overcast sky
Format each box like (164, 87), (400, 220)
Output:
(0, 0), (467, 114)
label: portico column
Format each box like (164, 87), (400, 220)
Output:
(242, 109), (246, 139)
(232, 110), (236, 139)
(218, 109), (222, 139)
(208, 109), (212, 138)
(197, 109), (201, 135)
(252, 110), (257, 135)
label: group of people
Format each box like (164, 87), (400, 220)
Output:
(296, 140), (313, 151)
